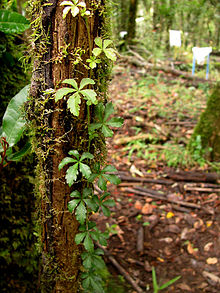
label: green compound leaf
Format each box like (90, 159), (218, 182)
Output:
(62, 78), (78, 89)
(68, 199), (80, 212)
(1, 85), (29, 148)
(101, 205), (111, 217)
(76, 201), (87, 224)
(79, 162), (92, 179)
(67, 93), (81, 116)
(65, 163), (79, 186)
(84, 234), (94, 252)
(0, 10), (30, 34)
(79, 78), (95, 90)
(58, 157), (76, 170)
(55, 87), (75, 102)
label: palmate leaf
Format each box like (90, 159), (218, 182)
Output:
(94, 37), (102, 48)
(103, 39), (113, 49)
(1, 85), (30, 148)
(102, 165), (117, 173)
(80, 152), (94, 161)
(103, 174), (121, 185)
(0, 10), (30, 34)
(107, 117), (123, 127)
(92, 47), (102, 57)
(104, 102), (114, 121)
(75, 232), (86, 244)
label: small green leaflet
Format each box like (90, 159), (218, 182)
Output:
(55, 78), (97, 116)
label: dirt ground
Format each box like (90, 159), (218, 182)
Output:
(95, 64), (220, 292)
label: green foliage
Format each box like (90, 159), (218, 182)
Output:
(1, 85), (29, 149)
(93, 37), (117, 61)
(60, 0), (90, 18)
(152, 267), (181, 293)
(59, 150), (94, 186)
(89, 163), (121, 191)
(86, 55), (101, 69)
(55, 78), (97, 116)
(0, 9), (30, 34)
(89, 102), (123, 138)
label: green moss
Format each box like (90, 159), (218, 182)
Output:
(188, 82), (220, 161)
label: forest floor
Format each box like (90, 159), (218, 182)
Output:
(95, 62), (220, 293)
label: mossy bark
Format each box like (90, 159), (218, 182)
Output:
(188, 82), (220, 161)
(127, 0), (138, 44)
(29, 0), (109, 292)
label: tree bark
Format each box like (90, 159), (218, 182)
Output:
(127, 0), (138, 44)
(29, 0), (108, 291)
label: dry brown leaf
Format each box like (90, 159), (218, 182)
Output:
(206, 257), (218, 265)
(187, 242), (197, 255)
(141, 203), (154, 214)
(204, 242), (213, 252)
(177, 283), (191, 291)
(134, 200), (142, 210)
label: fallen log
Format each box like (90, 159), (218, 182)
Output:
(166, 170), (220, 184)
(125, 187), (214, 214)
(119, 174), (174, 185)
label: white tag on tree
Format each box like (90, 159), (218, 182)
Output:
(169, 30), (181, 47)
(192, 47), (212, 65)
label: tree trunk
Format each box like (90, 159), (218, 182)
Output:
(188, 82), (220, 161)
(127, 0), (138, 44)
(28, 0), (109, 291)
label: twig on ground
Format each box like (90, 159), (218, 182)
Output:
(97, 244), (143, 293)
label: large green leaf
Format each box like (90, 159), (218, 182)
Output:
(1, 85), (30, 148)
(0, 10), (30, 34)
(7, 141), (32, 161)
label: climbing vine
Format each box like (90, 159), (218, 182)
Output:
(54, 1), (123, 291)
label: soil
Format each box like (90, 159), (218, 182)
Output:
(95, 64), (220, 293)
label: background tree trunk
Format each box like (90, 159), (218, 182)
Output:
(127, 0), (138, 44)
(188, 83), (220, 161)
(29, 0), (109, 291)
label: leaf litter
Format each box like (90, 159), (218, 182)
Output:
(94, 64), (220, 292)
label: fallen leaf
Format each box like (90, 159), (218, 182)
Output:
(177, 283), (191, 291)
(166, 211), (175, 219)
(159, 237), (173, 243)
(134, 200), (142, 210)
(206, 221), (212, 227)
(157, 257), (164, 262)
(202, 271), (220, 284)
(206, 257), (218, 265)
(130, 164), (144, 177)
(187, 242), (197, 255)
(204, 242), (213, 252)
(141, 203), (154, 214)
(193, 218), (204, 229)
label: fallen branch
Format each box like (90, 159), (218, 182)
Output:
(125, 187), (214, 214)
(119, 174), (174, 186)
(166, 170), (220, 184)
(97, 244), (143, 293)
